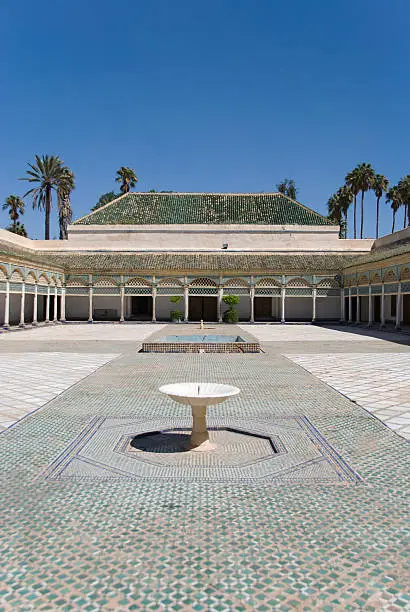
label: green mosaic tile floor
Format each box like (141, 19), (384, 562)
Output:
(0, 335), (409, 610)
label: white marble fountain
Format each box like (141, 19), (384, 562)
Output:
(159, 382), (240, 451)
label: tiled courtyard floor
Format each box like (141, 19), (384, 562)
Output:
(0, 324), (409, 610)
(286, 353), (410, 441)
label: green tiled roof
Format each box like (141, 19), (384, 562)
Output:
(73, 193), (334, 226)
(344, 238), (410, 269)
(46, 251), (360, 274)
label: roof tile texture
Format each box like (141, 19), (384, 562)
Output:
(74, 193), (334, 226)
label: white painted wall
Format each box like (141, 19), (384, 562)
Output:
(63, 224), (374, 253)
(93, 296), (120, 320)
(9, 294), (20, 325)
(385, 295), (396, 323)
(316, 297), (340, 320)
(285, 298), (313, 321)
(222, 295), (250, 321)
(66, 296), (89, 320)
(156, 297), (178, 320)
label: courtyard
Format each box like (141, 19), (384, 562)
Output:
(0, 323), (409, 610)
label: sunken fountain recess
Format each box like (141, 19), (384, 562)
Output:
(141, 334), (260, 353)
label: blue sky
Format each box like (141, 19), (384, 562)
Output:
(1, 0), (409, 239)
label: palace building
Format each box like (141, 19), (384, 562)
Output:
(0, 192), (409, 327)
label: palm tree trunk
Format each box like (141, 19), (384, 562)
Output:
(404, 204), (408, 229)
(45, 185), (51, 240)
(392, 210), (396, 233)
(360, 191), (364, 239)
(353, 196), (357, 239)
(376, 197), (380, 239)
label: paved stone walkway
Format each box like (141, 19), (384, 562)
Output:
(0, 353), (118, 430)
(287, 353), (410, 441)
(0, 324), (409, 610)
(0, 322), (166, 342)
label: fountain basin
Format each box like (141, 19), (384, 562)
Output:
(159, 382), (240, 451)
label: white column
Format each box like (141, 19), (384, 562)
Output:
(19, 282), (25, 327)
(45, 286), (50, 323)
(53, 286), (58, 322)
(88, 286), (93, 322)
(356, 289), (360, 324)
(60, 288), (66, 322)
(281, 286), (286, 323)
(380, 284), (385, 328)
(395, 283), (401, 329)
(120, 286), (125, 322)
(312, 287), (317, 323)
(184, 286), (189, 322)
(3, 280), (10, 328)
(368, 286), (372, 327)
(33, 284), (38, 325)
(340, 288), (345, 322)
(348, 287), (352, 323)
(217, 286), (223, 323)
(152, 287), (157, 322)
(250, 287), (255, 323)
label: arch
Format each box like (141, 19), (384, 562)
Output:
(189, 277), (217, 287)
(157, 277), (183, 287)
(255, 277), (281, 287)
(400, 266), (410, 281)
(0, 265), (8, 281)
(357, 273), (369, 286)
(10, 268), (24, 282)
(25, 271), (37, 285)
(286, 277), (311, 288)
(371, 272), (382, 284)
(93, 276), (119, 287)
(126, 276), (152, 287)
(316, 277), (340, 289)
(38, 273), (50, 286)
(223, 277), (250, 288)
(66, 276), (88, 287)
(383, 269), (397, 283)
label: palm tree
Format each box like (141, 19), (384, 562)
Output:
(327, 186), (352, 238)
(6, 221), (27, 237)
(337, 186), (352, 238)
(21, 155), (74, 240)
(373, 174), (389, 239)
(2, 195), (25, 231)
(386, 186), (402, 233)
(57, 167), (75, 240)
(345, 167), (361, 239)
(276, 178), (298, 200)
(398, 175), (410, 228)
(356, 163), (376, 238)
(115, 167), (138, 194)
(92, 191), (118, 212)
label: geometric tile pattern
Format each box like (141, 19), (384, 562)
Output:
(0, 352), (118, 430)
(0, 333), (409, 610)
(43, 416), (362, 484)
(287, 353), (410, 440)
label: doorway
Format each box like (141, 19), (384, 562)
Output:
(373, 295), (381, 323)
(403, 294), (410, 325)
(131, 296), (152, 320)
(255, 297), (272, 321)
(188, 297), (217, 321)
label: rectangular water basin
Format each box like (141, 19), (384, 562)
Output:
(142, 334), (260, 353)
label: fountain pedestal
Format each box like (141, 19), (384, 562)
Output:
(159, 382), (240, 451)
